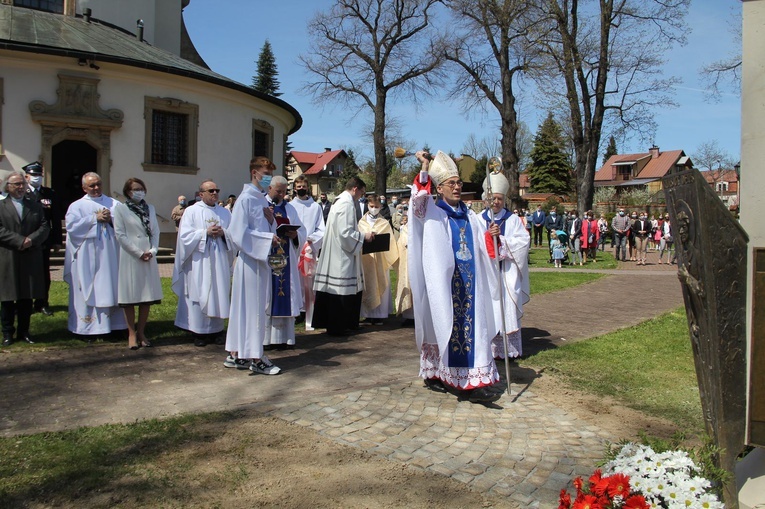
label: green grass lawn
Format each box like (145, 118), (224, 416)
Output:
(520, 306), (703, 435)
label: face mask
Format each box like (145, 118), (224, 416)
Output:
(259, 174), (272, 188)
(392, 200), (398, 206)
(619, 211), (625, 216)
(551, 212), (556, 216)
(631, 215), (637, 219)
(296, 189), (308, 197)
(180, 200), (187, 206)
(28, 176), (43, 188)
(131, 190), (146, 202)
(368, 207), (380, 216)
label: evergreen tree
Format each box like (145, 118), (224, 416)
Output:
(252, 40), (282, 97)
(602, 135), (618, 164)
(526, 113), (573, 195)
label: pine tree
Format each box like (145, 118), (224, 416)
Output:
(526, 113), (573, 195)
(252, 40), (281, 97)
(602, 135), (618, 164)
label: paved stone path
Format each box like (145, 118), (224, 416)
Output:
(0, 264), (683, 508)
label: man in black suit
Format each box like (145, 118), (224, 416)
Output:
(23, 162), (63, 316)
(319, 192), (331, 223)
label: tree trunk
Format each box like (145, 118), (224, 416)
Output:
(373, 90), (388, 196)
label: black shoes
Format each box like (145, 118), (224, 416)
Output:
(194, 336), (207, 347)
(37, 307), (54, 316)
(467, 386), (501, 403)
(424, 378), (448, 393)
(22, 334), (35, 344)
(3, 334), (34, 345)
(2, 334), (11, 346)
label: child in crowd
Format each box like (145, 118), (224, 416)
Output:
(551, 231), (566, 268)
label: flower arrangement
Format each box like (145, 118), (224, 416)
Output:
(559, 443), (724, 509)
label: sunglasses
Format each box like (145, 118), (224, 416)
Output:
(203, 189), (221, 194)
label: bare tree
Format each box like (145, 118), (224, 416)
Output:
(699, 5), (741, 101)
(300, 0), (444, 195)
(443, 0), (547, 207)
(537, 0), (690, 214)
(693, 139), (736, 196)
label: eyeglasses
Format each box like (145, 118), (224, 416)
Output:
(203, 189), (221, 194)
(7, 181), (25, 187)
(440, 180), (463, 189)
(86, 183), (102, 188)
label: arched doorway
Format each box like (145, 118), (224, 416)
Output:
(52, 140), (98, 210)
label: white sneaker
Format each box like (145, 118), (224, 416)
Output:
(223, 355), (250, 369)
(250, 359), (282, 375)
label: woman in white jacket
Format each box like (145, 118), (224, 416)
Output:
(113, 177), (162, 349)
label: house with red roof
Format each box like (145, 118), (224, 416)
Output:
(286, 148), (357, 197)
(701, 168), (740, 211)
(594, 145), (693, 198)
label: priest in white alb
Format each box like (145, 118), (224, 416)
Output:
(172, 179), (234, 347)
(224, 157), (282, 375)
(289, 175), (324, 331)
(263, 176), (305, 350)
(64, 172), (127, 336)
(313, 176), (374, 337)
(481, 172), (530, 359)
(408, 151), (503, 404)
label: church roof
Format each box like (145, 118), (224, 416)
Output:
(0, 5), (302, 133)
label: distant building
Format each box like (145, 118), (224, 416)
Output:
(286, 148), (356, 197)
(700, 168), (740, 211)
(0, 1), (301, 245)
(594, 145), (693, 199)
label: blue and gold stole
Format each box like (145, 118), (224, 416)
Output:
(437, 200), (476, 368)
(270, 201), (292, 317)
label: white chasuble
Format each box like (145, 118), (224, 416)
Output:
(64, 194), (127, 335)
(172, 201), (234, 334)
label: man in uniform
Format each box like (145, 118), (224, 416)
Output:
(23, 161), (63, 316)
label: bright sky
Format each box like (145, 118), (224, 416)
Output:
(183, 0), (741, 166)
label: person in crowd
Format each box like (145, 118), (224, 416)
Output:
(358, 194), (399, 326)
(627, 211), (638, 261)
(523, 208), (533, 237)
(409, 150), (503, 404)
(172, 179), (233, 347)
(581, 210), (599, 263)
(224, 156), (283, 375)
(64, 172), (127, 338)
(658, 213), (674, 265)
(653, 214), (663, 251)
(395, 212), (414, 327)
(649, 214), (659, 250)
(171, 195), (187, 231)
(319, 192), (332, 223)
(611, 207), (630, 262)
(113, 178), (162, 350)
(391, 203), (405, 238)
(262, 176), (305, 351)
(224, 194), (236, 212)
(481, 172), (530, 360)
(378, 194), (392, 222)
(23, 161), (63, 316)
(531, 204), (545, 247)
(313, 177), (374, 337)
(544, 207), (564, 262)
(597, 213), (609, 252)
(0, 171), (49, 346)
(632, 211), (652, 265)
(550, 230), (565, 268)
(567, 210), (582, 266)
(290, 175), (325, 331)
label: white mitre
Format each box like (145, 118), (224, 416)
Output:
(482, 171), (510, 197)
(428, 151), (459, 186)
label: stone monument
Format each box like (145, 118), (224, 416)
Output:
(663, 168), (748, 509)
